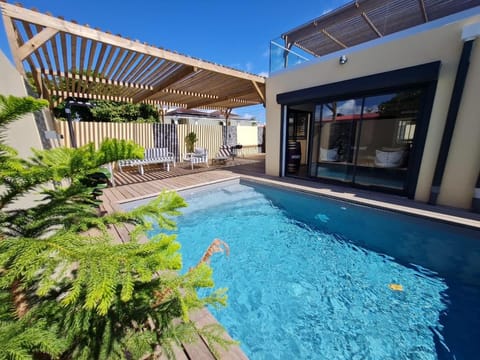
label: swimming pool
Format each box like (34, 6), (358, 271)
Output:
(142, 180), (480, 359)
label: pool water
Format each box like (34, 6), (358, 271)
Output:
(147, 181), (480, 360)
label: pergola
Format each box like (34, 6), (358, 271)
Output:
(281, 0), (480, 58)
(0, 1), (266, 111)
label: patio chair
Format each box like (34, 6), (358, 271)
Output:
(118, 147), (175, 175)
(212, 144), (232, 164)
(184, 147), (209, 170)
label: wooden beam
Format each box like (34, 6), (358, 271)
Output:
(132, 65), (196, 103)
(361, 12), (383, 38)
(418, 0), (428, 22)
(39, 68), (154, 91)
(123, 54), (155, 83)
(92, 42), (107, 76)
(186, 87), (256, 109)
(321, 29), (348, 49)
(17, 27), (58, 61)
(51, 89), (132, 102)
(104, 48), (126, 78)
(251, 80), (265, 105)
(0, 2), (265, 84)
(1, 12), (25, 75)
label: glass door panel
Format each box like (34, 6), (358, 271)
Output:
(314, 99), (362, 182)
(353, 90), (423, 190)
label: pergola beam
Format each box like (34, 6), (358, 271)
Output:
(39, 68), (154, 90)
(321, 29), (348, 49)
(418, 0), (429, 22)
(1, 11), (25, 75)
(251, 80), (265, 105)
(51, 89), (132, 103)
(361, 11), (383, 38)
(133, 65), (196, 103)
(17, 27), (58, 61)
(186, 87), (258, 109)
(0, 2), (265, 83)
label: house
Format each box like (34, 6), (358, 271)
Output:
(265, 0), (480, 211)
(163, 108), (258, 126)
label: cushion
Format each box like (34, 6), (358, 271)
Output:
(375, 150), (404, 168)
(194, 147), (206, 155)
(320, 147), (338, 162)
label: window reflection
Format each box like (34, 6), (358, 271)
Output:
(299, 88), (425, 193)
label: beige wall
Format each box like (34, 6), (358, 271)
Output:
(266, 12), (480, 209)
(0, 50), (53, 209)
(0, 50), (45, 158)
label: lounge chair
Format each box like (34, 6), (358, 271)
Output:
(212, 144), (232, 164)
(184, 147), (209, 170)
(118, 147), (176, 175)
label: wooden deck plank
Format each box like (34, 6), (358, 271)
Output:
(158, 344), (189, 360)
(190, 308), (248, 360)
(182, 334), (216, 360)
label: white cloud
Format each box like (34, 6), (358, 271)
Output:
(245, 62), (254, 72)
(242, 113), (254, 119)
(258, 71), (269, 77)
(337, 99), (361, 114)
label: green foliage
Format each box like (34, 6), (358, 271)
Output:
(0, 95), (48, 127)
(0, 95), (232, 359)
(54, 100), (159, 123)
(185, 132), (198, 153)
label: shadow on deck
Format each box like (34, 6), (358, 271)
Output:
(112, 154), (266, 187)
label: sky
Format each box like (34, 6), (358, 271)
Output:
(0, 0), (350, 123)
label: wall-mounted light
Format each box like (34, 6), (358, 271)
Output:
(339, 55), (348, 65)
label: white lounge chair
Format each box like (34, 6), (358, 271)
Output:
(212, 144), (232, 164)
(184, 147), (208, 170)
(118, 147), (176, 175)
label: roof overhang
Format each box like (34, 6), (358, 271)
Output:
(0, 1), (266, 110)
(281, 0), (480, 57)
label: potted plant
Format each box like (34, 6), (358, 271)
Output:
(185, 131), (198, 153)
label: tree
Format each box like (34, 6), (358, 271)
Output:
(184, 132), (198, 153)
(0, 95), (231, 359)
(54, 100), (160, 123)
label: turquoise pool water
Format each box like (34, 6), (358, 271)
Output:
(144, 181), (480, 360)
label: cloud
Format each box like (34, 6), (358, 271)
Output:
(258, 71), (269, 77)
(245, 62), (254, 72)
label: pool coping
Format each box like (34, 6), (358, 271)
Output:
(239, 175), (480, 231)
(115, 173), (480, 230)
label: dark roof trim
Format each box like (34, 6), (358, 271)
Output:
(276, 61), (441, 105)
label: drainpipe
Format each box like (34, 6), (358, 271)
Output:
(428, 23), (479, 205)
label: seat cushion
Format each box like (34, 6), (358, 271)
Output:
(320, 147), (338, 161)
(375, 150), (405, 168)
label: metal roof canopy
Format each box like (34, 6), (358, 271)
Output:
(281, 0), (480, 57)
(0, 1), (266, 110)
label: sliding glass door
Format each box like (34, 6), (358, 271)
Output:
(309, 98), (362, 182)
(353, 91), (421, 189)
(288, 87), (426, 194)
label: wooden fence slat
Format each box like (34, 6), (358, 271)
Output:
(53, 120), (260, 159)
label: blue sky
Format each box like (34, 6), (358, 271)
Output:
(0, 0), (350, 122)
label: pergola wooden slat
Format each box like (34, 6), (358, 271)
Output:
(281, 0), (480, 57)
(0, 1), (265, 111)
